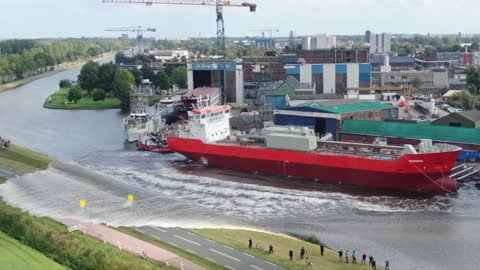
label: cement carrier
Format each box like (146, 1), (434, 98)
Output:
(167, 105), (461, 192)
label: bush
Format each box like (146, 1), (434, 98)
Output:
(59, 79), (72, 88)
(92, 89), (106, 101)
(67, 86), (82, 103)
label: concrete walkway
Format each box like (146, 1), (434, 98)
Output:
(137, 226), (286, 270)
(56, 218), (206, 270)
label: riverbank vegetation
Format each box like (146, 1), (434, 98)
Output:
(0, 231), (66, 270)
(0, 144), (52, 173)
(0, 39), (126, 90)
(0, 201), (175, 270)
(45, 57), (167, 110)
(117, 227), (228, 270)
(190, 229), (382, 270)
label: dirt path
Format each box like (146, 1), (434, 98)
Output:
(55, 218), (206, 270)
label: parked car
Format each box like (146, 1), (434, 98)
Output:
(448, 107), (463, 113)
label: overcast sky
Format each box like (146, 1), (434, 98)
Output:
(0, 0), (478, 39)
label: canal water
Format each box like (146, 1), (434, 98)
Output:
(0, 65), (479, 270)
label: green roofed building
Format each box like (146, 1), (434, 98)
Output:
(340, 119), (480, 150)
(274, 100), (399, 140)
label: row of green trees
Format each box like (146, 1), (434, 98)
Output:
(446, 65), (480, 110)
(115, 52), (187, 89)
(0, 201), (169, 270)
(0, 39), (125, 83)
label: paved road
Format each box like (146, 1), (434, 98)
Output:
(136, 226), (286, 270)
(0, 165), (22, 178)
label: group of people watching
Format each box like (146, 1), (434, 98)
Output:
(338, 249), (389, 270)
(248, 237), (390, 269)
(0, 136), (11, 150)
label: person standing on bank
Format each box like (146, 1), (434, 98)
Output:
(320, 243), (324, 256)
(338, 250), (343, 262)
(248, 238), (252, 249)
(289, 250), (293, 261)
(362, 253), (367, 264)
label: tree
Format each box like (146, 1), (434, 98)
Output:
(466, 65), (480, 96)
(59, 79), (72, 88)
(171, 66), (187, 88)
(67, 86), (82, 103)
(152, 71), (171, 90)
(97, 62), (117, 93)
(471, 42), (480, 52)
(447, 91), (477, 110)
(129, 68), (142, 86)
(411, 77), (422, 90)
(78, 60), (99, 94)
(92, 89), (106, 101)
(141, 64), (154, 81)
(115, 52), (128, 64)
(113, 70), (135, 111)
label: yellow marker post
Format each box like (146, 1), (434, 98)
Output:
(79, 199), (86, 208)
(128, 194), (134, 203)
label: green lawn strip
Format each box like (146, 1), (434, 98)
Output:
(0, 176), (6, 185)
(44, 88), (162, 110)
(0, 231), (66, 270)
(0, 201), (176, 270)
(116, 227), (228, 270)
(189, 229), (380, 270)
(0, 145), (52, 173)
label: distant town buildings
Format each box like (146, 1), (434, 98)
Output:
(302, 34), (336, 50)
(154, 50), (189, 61)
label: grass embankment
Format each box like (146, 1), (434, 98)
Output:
(0, 52), (115, 92)
(0, 201), (175, 270)
(117, 227), (228, 270)
(0, 144), (52, 173)
(190, 229), (381, 270)
(0, 231), (65, 270)
(44, 88), (162, 110)
(0, 176), (5, 185)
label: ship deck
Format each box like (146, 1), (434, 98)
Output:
(214, 139), (403, 161)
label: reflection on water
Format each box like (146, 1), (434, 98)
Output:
(0, 65), (479, 270)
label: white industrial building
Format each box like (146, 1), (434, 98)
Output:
(369, 33), (392, 54)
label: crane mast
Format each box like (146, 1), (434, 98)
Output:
(102, 0), (256, 105)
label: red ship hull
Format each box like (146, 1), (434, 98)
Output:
(167, 137), (460, 192)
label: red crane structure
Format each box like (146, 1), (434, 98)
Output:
(102, 0), (257, 104)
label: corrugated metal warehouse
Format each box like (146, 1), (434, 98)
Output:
(274, 101), (398, 140)
(432, 111), (480, 128)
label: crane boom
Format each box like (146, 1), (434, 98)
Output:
(102, 0), (256, 105)
(102, 0), (256, 9)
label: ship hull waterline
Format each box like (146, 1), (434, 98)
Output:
(167, 137), (460, 192)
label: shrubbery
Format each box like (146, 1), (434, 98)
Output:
(59, 79), (72, 88)
(92, 88), (106, 101)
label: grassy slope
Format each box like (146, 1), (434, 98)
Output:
(44, 88), (162, 110)
(0, 144), (52, 173)
(0, 231), (65, 270)
(0, 52), (115, 92)
(0, 202), (175, 270)
(117, 227), (227, 270)
(190, 229), (382, 270)
(0, 176), (5, 184)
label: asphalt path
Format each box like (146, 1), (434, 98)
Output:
(0, 165), (21, 178)
(135, 226), (286, 270)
